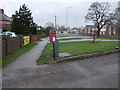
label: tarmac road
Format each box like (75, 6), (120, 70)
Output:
(2, 53), (118, 88)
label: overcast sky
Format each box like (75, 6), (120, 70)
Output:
(0, 0), (119, 28)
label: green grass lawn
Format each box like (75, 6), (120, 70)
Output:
(0, 57), (2, 67)
(96, 35), (118, 40)
(58, 38), (82, 41)
(56, 34), (75, 37)
(37, 39), (43, 42)
(36, 41), (118, 65)
(2, 43), (37, 67)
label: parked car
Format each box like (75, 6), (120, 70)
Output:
(2, 32), (17, 38)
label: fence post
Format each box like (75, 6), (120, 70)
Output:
(18, 35), (24, 48)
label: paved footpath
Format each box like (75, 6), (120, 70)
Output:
(3, 37), (49, 71)
(3, 53), (118, 88)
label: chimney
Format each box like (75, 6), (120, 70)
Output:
(0, 9), (4, 14)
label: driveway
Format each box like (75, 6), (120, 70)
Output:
(2, 53), (118, 88)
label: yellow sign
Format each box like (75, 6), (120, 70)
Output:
(23, 36), (30, 45)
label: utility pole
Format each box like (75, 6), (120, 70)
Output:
(66, 7), (72, 30)
(55, 15), (57, 30)
(66, 7), (68, 29)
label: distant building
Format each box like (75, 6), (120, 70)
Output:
(118, 1), (120, 7)
(79, 25), (117, 36)
(57, 27), (80, 34)
(37, 26), (42, 30)
(0, 9), (12, 32)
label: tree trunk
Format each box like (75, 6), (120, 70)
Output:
(93, 30), (96, 43)
(111, 25), (114, 35)
(93, 33), (96, 43)
(97, 29), (100, 37)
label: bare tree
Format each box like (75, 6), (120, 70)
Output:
(105, 1), (120, 36)
(109, 2), (120, 37)
(107, 13), (116, 35)
(115, 2), (120, 24)
(85, 2), (111, 37)
(45, 22), (54, 28)
(115, 1), (120, 21)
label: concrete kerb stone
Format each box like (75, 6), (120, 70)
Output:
(51, 49), (119, 64)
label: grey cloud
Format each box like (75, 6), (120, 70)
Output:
(0, 1), (118, 27)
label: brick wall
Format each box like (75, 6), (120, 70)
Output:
(105, 26), (111, 35)
(2, 36), (22, 56)
(7, 38), (20, 54)
(37, 34), (43, 40)
(1, 34), (43, 57)
(30, 35), (38, 43)
(2, 40), (7, 57)
(116, 26), (120, 36)
(30, 34), (43, 43)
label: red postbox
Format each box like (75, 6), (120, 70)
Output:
(49, 30), (56, 43)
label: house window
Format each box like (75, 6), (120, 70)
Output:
(101, 32), (103, 35)
(109, 31), (111, 35)
(114, 31), (116, 35)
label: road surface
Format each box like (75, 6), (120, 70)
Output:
(2, 53), (118, 88)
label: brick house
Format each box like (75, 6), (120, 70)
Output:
(79, 25), (117, 36)
(0, 9), (12, 32)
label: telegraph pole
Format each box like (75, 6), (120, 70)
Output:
(66, 7), (72, 30)
(66, 7), (68, 29)
(55, 15), (57, 30)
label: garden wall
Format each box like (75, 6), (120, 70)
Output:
(1, 34), (43, 57)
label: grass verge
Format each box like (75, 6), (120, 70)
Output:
(2, 43), (38, 67)
(96, 35), (118, 40)
(36, 41), (118, 65)
(58, 38), (82, 41)
(78, 34), (118, 40)
(37, 39), (43, 42)
(56, 34), (75, 37)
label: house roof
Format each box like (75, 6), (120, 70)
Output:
(0, 9), (12, 22)
(37, 26), (42, 28)
(86, 25), (94, 28)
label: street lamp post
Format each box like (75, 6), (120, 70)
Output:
(66, 7), (72, 30)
